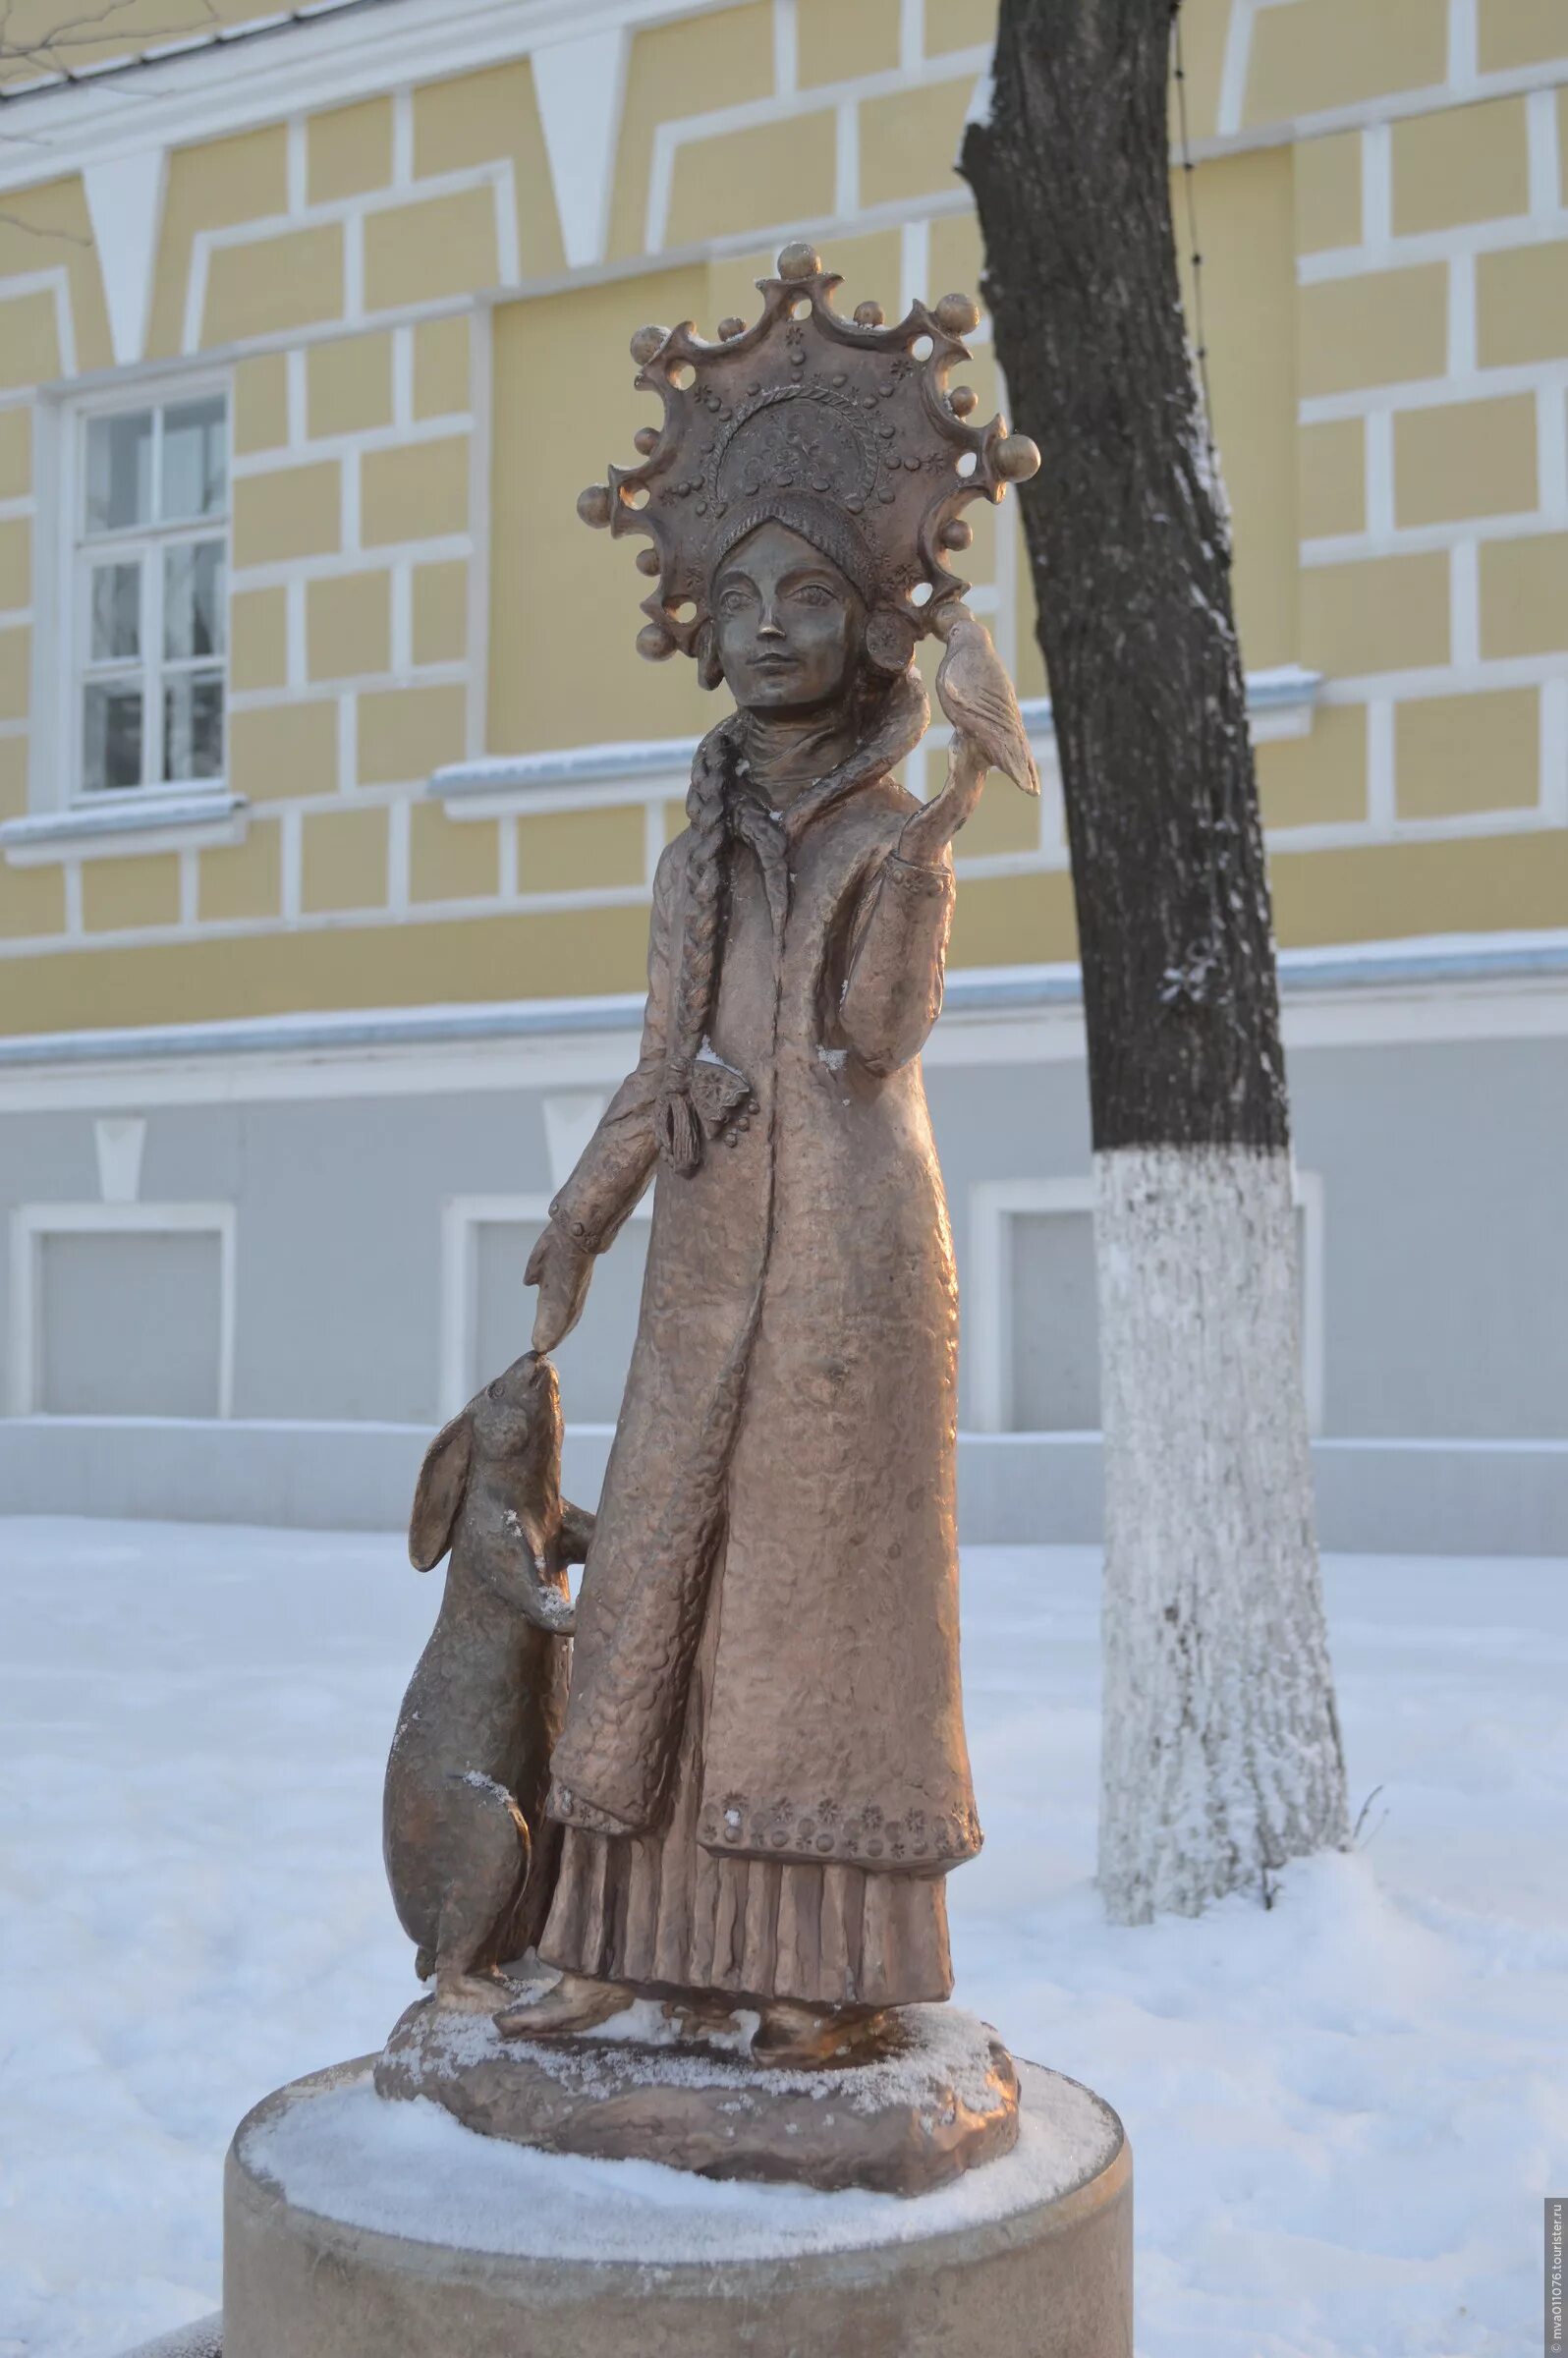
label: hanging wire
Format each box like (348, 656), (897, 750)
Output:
(1171, 7), (1218, 473)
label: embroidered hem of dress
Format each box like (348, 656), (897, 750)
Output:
(695, 1794), (982, 1876)
(547, 1780), (982, 1877)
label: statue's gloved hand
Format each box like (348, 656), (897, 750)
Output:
(527, 1218), (595, 1354)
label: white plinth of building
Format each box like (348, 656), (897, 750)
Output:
(224, 2053), (1132, 2357)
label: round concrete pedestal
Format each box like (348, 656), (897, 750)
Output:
(224, 2055), (1132, 2358)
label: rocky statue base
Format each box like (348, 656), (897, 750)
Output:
(224, 2053), (1132, 2358)
(375, 1994), (1018, 2197)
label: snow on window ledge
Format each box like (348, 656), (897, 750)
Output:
(428, 668), (1325, 815)
(428, 740), (699, 818)
(1016, 664), (1323, 748)
(1, 790), (248, 868)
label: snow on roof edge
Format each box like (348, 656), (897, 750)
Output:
(1, 929), (1564, 1071)
(0, 0), (386, 105)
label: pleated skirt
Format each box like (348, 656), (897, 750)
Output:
(537, 1560), (953, 2010)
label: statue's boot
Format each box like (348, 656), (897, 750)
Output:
(495, 1968), (637, 2039)
(751, 1999), (895, 2069)
(661, 1989), (744, 2042)
(435, 1966), (518, 2012)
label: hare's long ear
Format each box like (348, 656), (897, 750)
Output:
(409, 1412), (472, 1570)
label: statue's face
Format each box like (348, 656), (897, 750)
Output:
(711, 522), (865, 715)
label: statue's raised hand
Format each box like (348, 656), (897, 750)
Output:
(527, 1219), (594, 1354)
(897, 606), (1039, 868)
(896, 732), (987, 866)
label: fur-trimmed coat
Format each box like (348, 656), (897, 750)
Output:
(543, 750), (980, 1881)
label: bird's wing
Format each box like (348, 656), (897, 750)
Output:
(935, 619), (1040, 797)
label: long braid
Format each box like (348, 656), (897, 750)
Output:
(655, 716), (742, 1173)
(653, 663), (926, 1175)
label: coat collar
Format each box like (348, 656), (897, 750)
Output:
(685, 667), (930, 934)
(754, 665), (929, 847)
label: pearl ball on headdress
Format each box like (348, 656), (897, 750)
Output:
(994, 433), (1041, 483)
(777, 242), (821, 281)
(630, 323), (668, 365)
(577, 483), (612, 529)
(934, 291), (981, 336)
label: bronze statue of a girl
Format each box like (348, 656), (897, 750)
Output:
(505, 243), (1039, 2071)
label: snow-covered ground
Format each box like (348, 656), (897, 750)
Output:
(0, 1520), (1562, 2358)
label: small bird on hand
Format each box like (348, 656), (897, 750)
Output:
(930, 605), (1040, 798)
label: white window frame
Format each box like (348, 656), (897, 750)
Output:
(966, 1172), (1326, 1436)
(439, 1175), (653, 1422)
(439, 1193), (554, 1423)
(52, 369), (232, 811)
(437, 1095), (650, 1415)
(8, 1200), (237, 1420)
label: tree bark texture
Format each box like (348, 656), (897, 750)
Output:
(962, 0), (1350, 1921)
(962, 0), (1283, 1157)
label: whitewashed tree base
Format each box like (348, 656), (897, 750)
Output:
(223, 2055), (1132, 2358)
(1095, 1145), (1350, 1923)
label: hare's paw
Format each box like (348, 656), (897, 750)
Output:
(525, 1584), (576, 1636)
(559, 1499), (596, 1564)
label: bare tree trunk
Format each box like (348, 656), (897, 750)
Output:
(961, 0), (1349, 1921)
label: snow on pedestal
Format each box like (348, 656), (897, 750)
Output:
(245, 2050), (1113, 2264)
(222, 2053), (1132, 2358)
(116, 2323), (223, 2358)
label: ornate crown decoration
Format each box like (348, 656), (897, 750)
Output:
(577, 241), (1039, 675)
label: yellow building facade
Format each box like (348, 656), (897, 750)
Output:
(2, 0), (1565, 1022)
(0, 0), (1564, 1548)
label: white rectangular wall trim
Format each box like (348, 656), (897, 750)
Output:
(967, 1172), (1325, 1435)
(8, 1201), (236, 1418)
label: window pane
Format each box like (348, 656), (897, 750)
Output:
(83, 681), (143, 791)
(89, 561), (141, 662)
(161, 397), (227, 522)
(85, 410), (153, 534)
(164, 540), (225, 660)
(163, 670), (223, 781)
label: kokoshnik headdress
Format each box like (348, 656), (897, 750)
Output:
(576, 240), (1040, 677)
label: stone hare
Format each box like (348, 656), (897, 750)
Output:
(383, 1350), (592, 2007)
